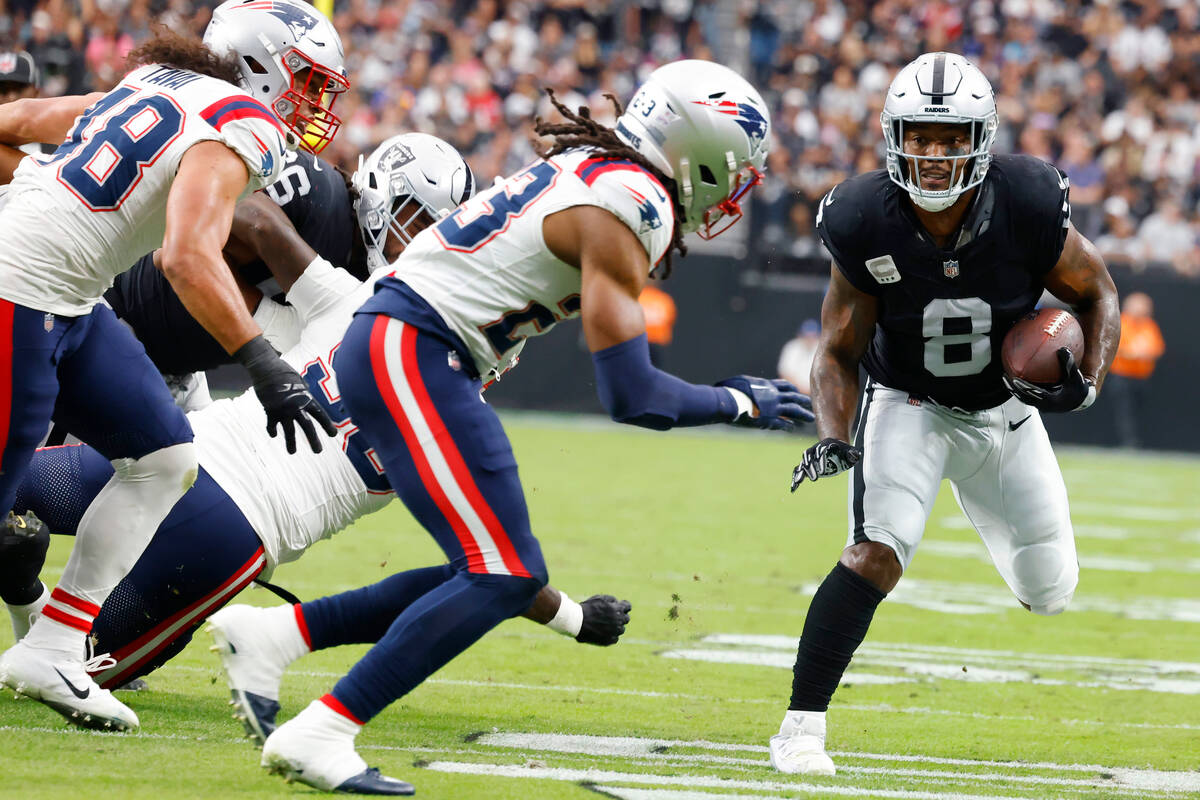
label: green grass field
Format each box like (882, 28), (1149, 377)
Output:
(2, 414), (1199, 799)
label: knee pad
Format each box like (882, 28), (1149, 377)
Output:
(1029, 590), (1073, 616)
(112, 442), (198, 491)
(1011, 541), (1077, 616)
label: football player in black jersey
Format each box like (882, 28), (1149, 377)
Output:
(769, 52), (1120, 775)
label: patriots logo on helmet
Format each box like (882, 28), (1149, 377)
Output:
(692, 99), (768, 145)
(624, 184), (662, 234)
(259, 1), (321, 41)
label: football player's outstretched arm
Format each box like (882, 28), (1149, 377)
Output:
(522, 584), (632, 646)
(163, 141), (335, 454)
(790, 264), (876, 490)
(548, 205), (810, 431)
(0, 93), (103, 149)
(1042, 223), (1120, 392)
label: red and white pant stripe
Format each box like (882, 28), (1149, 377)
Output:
(369, 316), (529, 578)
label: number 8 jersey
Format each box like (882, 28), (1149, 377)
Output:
(0, 64), (287, 316)
(817, 153), (1071, 411)
(369, 148), (677, 381)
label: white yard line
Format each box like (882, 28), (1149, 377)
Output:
(423, 761), (1047, 800)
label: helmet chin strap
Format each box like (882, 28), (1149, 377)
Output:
(908, 190), (960, 213)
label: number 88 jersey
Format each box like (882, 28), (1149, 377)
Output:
(375, 148), (676, 381)
(0, 64), (287, 317)
(817, 154), (1071, 411)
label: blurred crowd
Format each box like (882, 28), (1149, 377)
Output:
(1, 0), (1197, 276)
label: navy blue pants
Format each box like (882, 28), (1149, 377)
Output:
(320, 310), (547, 723)
(0, 300), (192, 514)
(12, 444), (264, 689)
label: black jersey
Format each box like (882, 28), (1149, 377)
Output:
(104, 151), (355, 375)
(817, 154), (1071, 411)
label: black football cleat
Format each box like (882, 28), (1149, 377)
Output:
(334, 768), (415, 796)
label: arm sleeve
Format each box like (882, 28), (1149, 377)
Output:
(592, 334), (738, 430)
(285, 256), (364, 323)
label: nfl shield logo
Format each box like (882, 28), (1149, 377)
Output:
(943, 259), (960, 278)
(43, 312), (54, 332)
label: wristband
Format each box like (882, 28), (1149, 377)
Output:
(545, 592), (584, 638)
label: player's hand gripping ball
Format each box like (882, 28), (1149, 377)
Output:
(1001, 308), (1093, 413)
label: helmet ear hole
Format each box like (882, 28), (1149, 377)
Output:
(698, 164), (718, 186)
(243, 55), (269, 75)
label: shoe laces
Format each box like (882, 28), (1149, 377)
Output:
(83, 638), (117, 673)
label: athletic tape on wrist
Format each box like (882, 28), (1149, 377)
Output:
(546, 592), (584, 638)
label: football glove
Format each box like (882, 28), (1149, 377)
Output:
(576, 594), (632, 646)
(790, 438), (863, 491)
(0, 511), (49, 604)
(1003, 348), (1096, 414)
(715, 376), (815, 431)
(235, 335), (337, 454)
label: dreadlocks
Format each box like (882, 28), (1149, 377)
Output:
(534, 90), (687, 278)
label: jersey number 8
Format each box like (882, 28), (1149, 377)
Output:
(45, 86), (185, 211)
(922, 297), (991, 377)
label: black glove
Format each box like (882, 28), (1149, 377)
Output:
(715, 376), (814, 431)
(0, 511), (49, 605)
(235, 335), (337, 454)
(791, 438), (863, 491)
(1003, 348), (1095, 414)
(576, 594), (632, 646)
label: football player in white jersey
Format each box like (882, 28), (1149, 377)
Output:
(232, 60), (811, 795)
(3, 134), (631, 737)
(0, 0), (348, 732)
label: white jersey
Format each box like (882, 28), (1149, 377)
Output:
(189, 261), (393, 571)
(0, 64), (287, 316)
(391, 148), (675, 379)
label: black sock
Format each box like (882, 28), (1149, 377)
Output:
(788, 562), (887, 712)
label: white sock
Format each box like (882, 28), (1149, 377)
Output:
(264, 604), (311, 664)
(7, 583), (48, 641)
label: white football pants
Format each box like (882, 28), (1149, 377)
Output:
(846, 381), (1078, 615)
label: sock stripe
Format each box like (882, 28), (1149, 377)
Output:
(320, 693), (365, 725)
(50, 587), (101, 617)
(294, 604), (313, 650)
(41, 604), (94, 632)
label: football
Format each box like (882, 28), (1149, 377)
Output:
(1001, 307), (1085, 385)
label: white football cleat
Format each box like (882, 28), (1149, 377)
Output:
(262, 700), (413, 795)
(0, 640), (138, 732)
(207, 604), (305, 745)
(769, 710), (836, 775)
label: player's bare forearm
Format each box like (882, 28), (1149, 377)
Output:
(813, 265), (877, 440)
(0, 93), (103, 146)
(162, 141), (261, 354)
(228, 192), (318, 293)
(521, 585), (561, 624)
(1044, 225), (1120, 390)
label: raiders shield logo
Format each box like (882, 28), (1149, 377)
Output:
(943, 259), (960, 278)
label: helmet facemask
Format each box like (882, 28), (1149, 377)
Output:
(695, 162), (763, 240)
(883, 115), (996, 212)
(271, 47), (348, 155)
(356, 167), (441, 271)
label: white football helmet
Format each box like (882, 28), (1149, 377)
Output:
(880, 52), (998, 212)
(352, 133), (475, 270)
(204, 0), (349, 154)
(615, 59), (770, 239)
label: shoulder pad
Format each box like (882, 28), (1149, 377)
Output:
(200, 94), (288, 189)
(575, 157), (675, 269)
